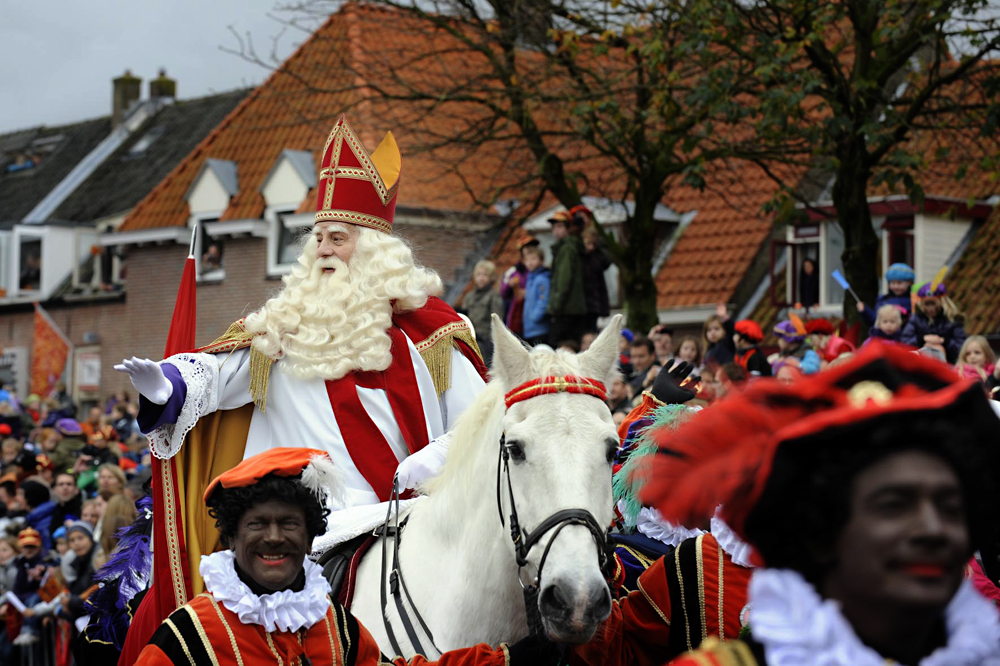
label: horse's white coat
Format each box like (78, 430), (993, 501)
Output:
(349, 315), (622, 657)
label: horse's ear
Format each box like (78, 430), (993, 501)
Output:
(491, 313), (532, 388)
(580, 314), (623, 385)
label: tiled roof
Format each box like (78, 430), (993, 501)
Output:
(947, 209), (1000, 335)
(50, 89), (249, 223)
(0, 117), (111, 221)
(655, 161), (792, 309)
(119, 4), (527, 232)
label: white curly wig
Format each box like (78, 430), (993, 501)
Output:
(244, 224), (443, 381)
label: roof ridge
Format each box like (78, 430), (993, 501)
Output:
(122, 8), (356, 230)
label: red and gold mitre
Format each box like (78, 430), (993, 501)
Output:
(315, 115), (401, 234)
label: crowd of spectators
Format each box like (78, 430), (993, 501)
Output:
(0, 387), (148, 663)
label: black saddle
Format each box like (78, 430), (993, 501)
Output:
(316, 533), (373, 603)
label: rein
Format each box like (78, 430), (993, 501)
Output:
(497, 375), (612, 636)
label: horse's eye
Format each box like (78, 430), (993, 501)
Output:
(506, 440), (526, 462)
(605, 438), (619, 465)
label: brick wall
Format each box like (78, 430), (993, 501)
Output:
(0, 223), (486, 402)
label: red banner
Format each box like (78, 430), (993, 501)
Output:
(30, 303), (70, 397)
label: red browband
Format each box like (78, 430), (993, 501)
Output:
(504, 375), (608, 409)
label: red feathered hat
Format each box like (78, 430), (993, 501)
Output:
(204, 447), (339, 503)
(734, 320), (763, 343)
(315, 116), (401, 235)
(805, 318), (835, 335)
(637, 343), (1000, 555)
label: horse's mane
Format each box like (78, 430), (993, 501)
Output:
(425, 346), (591, 497)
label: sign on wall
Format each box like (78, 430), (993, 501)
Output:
(0, 347), (29, 398)
(75, 348), (102, 395)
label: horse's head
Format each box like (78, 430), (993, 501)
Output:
(490, 314), (622, 644)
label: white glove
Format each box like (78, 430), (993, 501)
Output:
(395, 432), (451, 492)
(113, 357), (173, 405)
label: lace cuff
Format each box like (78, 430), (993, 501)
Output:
(147, 353), (220, 459)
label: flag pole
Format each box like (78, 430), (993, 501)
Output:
(188, 224), (198, 259)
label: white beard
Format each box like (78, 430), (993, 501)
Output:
(245, 255), (394, 381)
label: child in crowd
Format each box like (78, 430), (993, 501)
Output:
(955, 335), (996, 383)
(856, 262), (915, 325)
(732, 320), (771, 377)
(675, 336), (703, 368)
(805, 318), (854, 365)
(901, 281), (966, 363)
(461, 259), (505, 365)
(703, 309), (735, 366)
(864, 304), (905, 346)
(499, 236), (540, 337)
(521, 244), (551, 346)
(771, 320), (813, 373)
(618, 329), (634, 375)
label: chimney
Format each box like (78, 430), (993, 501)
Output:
(149, 68), (177, 101)
(112, 70), (142, 127)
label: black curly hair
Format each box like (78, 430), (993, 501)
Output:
(206, 474), (330, 548)
(745, 412), (999, 587)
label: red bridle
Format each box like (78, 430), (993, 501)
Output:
(504, 375), (608, 409)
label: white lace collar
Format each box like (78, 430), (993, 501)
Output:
(709, 512), (755, 568)
(633, 506), (704, 548)
(200, 550), (331, 633)
(750, 568), (1000, 666)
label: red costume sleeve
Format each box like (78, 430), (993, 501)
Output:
(133, 645), (174, 666)
(617, 393), (662, 441)
(567, 556), (673, 666)
(353, 619), (510, 665)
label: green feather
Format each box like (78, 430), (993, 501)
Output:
(614, 404), (691, 528)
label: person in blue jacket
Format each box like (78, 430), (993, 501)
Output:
(856, 262), (914, 326)
(521, 244), (551, 346)
(901, 281), (967, 363)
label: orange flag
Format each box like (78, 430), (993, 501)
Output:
(30, 303), (71, 397)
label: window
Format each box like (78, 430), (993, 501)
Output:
(772, 221), (846, 312)
(18, 238), (42, 291)
(275, 212), (308, 266)
(882, 216), (914, 271)
(193, 218), (224, 282)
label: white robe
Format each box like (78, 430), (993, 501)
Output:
(148, 333), (485, 544)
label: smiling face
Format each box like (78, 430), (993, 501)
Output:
(822, 451), (969, 615)
(0, 541), (15, 563)
(233, 500), (311, 592)
(888, 280), (910, 296)
(677, 339), (699, 364)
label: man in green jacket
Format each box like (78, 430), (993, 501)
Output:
(546, 210), (588, 345)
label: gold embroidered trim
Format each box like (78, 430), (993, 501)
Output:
(718, 545), (725, 642)
(620, 545), (654, 569)
(676, 544), (692, 651)
(160, 459), (187, 608)
(164, 618), (197, 666)
(264, 630), (285, 666)
(641, 390), (666, 407)
(339, 601), (352, 661)
(696, 533), (707, 644)
(206, 595), (244, 666)
(314, 209), (392, 235)
(325, 600), (342, 666)
(416, 323), (483, 396)
(500, 643), (511, 666)
(636, 577), (671, 627)
(182, 603), (222, 666)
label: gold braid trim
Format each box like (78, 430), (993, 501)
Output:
(415, 324), (483, 396)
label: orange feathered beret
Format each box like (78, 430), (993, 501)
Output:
(203, 447), (335, 503)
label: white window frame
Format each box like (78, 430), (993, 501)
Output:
(784, 223), (842, 316)
(265, 208), (314, 277)
(189, 211), (226, 283)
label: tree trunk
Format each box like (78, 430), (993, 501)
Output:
(620, 268), (659, 334)
(831, 161), (880, 329)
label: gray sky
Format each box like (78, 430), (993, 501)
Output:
(0, 0), (311, 133)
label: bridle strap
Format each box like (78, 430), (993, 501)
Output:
(379, 478), (442, 658)
(504, 375), (607, 409)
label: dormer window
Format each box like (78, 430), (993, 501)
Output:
(185, 159), (238, 282)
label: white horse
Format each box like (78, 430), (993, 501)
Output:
(348, 314), (623, 657)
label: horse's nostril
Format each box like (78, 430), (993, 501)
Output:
(589, 585), (612, 620)
(539, 584), (571, 614)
